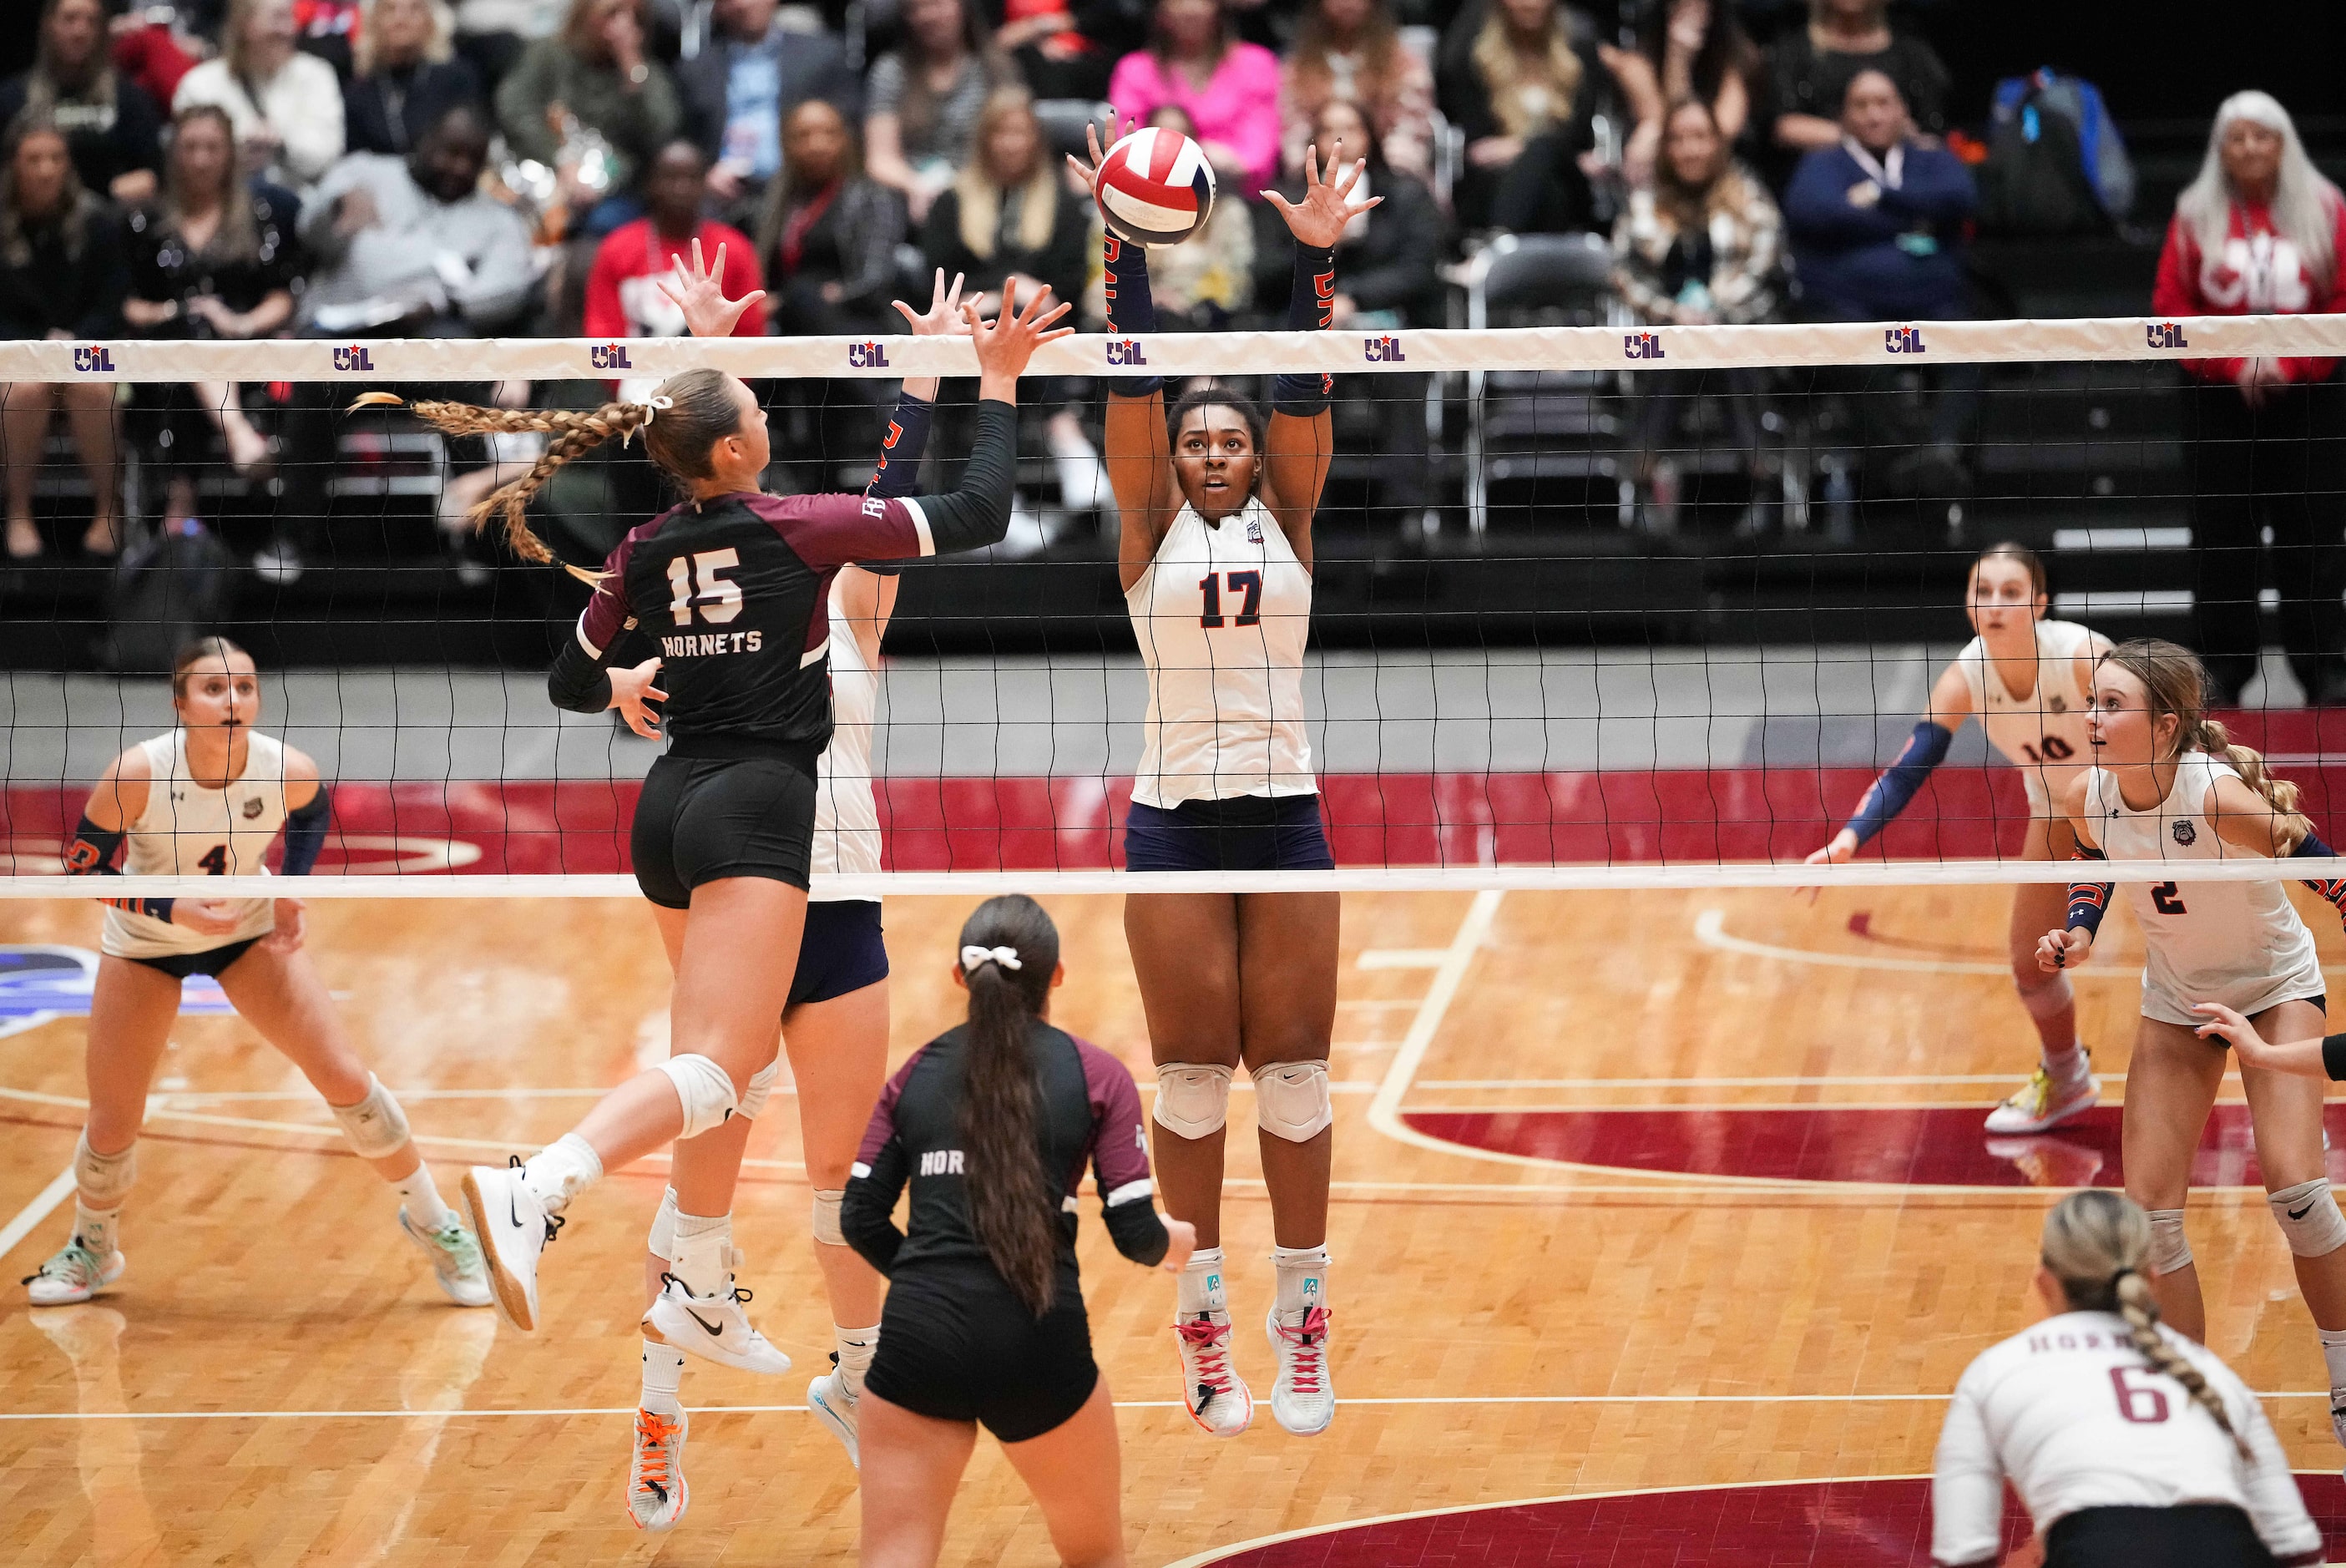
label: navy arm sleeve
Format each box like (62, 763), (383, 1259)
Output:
(1845, 721), (1954, 847)
(2293, 832), (2346, 927)
(2065, 844), (2112, 941)
(280, 787), (331, 875)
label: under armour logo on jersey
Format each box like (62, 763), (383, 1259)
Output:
(2172, 820), (2197, 847)
(1246, 519), (1263, 544)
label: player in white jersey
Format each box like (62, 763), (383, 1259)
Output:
(27, 638), (489, 1311)
(1932, 1190), (2319, 1568)
(2039, 638), (2346, 1444)
(1810, 544), (2111, 1135)
(617, 271), (963, 1530)
(1074, 126), (1377, 1439)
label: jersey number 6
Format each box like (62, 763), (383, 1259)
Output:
(666, 549), (745, 626)
(2108, 1365), (2171, 1424)
(1199, 570), (1262, 629)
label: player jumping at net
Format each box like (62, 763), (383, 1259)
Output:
(1069, 124), (1377, 1439)
(1930, 1190), (2321, 1568)
(841, 895), (1196, 1568)
(613, 269), (967, 1529)
(2038, 638), (2346, 1447)
(372, 259), (1069, 1449)
(1808, 544), (2113, 1136)
(31, 637), (491, 1310)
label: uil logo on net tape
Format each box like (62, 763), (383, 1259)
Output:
(589, 342), (635, 371)
(847, 341), (892, 369)
(333, 346), (375, 372)
(73, 346), (115, 372)
(2146, 321), (2192, 350)
(1364, 336), (1406, 362)
(1106, 339), (1150, 367)
(1884, 326), (1929, 354)
(1623, 331), (1665, 361)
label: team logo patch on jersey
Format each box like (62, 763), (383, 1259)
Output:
(2173, 820), (2197, 847)
(241, 797), (265, 818)
(0, 946), (233, 1039)
(2048, 695), (2066, 714)
(1246, 519), (1263, 544)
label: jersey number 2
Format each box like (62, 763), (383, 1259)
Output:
(1199, 571), (1261, 629)
(666, 549), (744, 626)
(2109, 1365), (2171, 1424)
(2151, 882), (2187, 915)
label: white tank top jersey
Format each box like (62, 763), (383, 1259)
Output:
(1931, 1311), (2318, 1567)
(1954, 619), (2097, 814)
(810, 579), (882, 898)
(1126, 498), (1317, 809)
(101, 731), (291, 960)
(2086, 752), (2324, 1024)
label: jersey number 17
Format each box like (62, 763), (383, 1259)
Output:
(1199, 571), (1261, 629)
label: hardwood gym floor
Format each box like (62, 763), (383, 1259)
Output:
(5, 886), (2344, 1565)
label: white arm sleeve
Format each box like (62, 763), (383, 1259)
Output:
(1929, 1370), (2006, 1567)
(2225, 1370), (2322, 1560)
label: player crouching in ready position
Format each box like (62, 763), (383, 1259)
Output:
(29, 637), (489, 1310)
(2039, 638), (2346, 1445)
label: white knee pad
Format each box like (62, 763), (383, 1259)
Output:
(1254, 1060), (1333, 1143)
(811, 1188), (845, 1247)
(74, 1131), (136, 1207)
(2146, 1208), (2193, 1276)
(329, 1074), (412, 1160)
(2016, 969), (2074, 1021)
(656, 1053), (741, 1140)
(1153, 1063), (1233, 1140)
(2268, 1178), (2346, 1257)
(647, 1185), (680, 1261)
(739, 1058), (781, 1121)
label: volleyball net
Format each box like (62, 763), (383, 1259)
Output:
(5, 310), (2346, 898)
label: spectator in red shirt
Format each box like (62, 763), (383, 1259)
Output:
(583, 139), (763, 393)
(2152, 90), (2346, 706)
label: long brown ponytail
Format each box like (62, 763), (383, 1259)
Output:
(352, 367), (746, 583)
(2099, 638), (2313, 847)
(2040, 1190), (2251, 1459)
(954, 894), (1064, 1317)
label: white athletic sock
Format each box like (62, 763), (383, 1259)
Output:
(396, 1165), (454, 1232)
(521, 1133), (602, 1214)
(1272, 1244), (1331, 1321)
(670, 1210), (731, 1299)
(640, 1337), (685, 1415)
(73, 1201), (121, 1257)
(2042, 1040), (2090, 1085)
(1177, 1246), (1228, 1317)
(2319, 1327), (2346, 1392)
(834, 1323), (879, 1399)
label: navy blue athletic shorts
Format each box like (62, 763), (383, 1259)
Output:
(1124, 794), (1335, 873)
(126, 936), (262, 979)
(791, 900), (888, 1007)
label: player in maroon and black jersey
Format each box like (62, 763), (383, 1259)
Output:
(366, 257), (1073, 1411)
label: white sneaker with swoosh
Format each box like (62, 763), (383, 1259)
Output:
(645, 1271), (791, 1375)
(460, 1161), (554, 1332)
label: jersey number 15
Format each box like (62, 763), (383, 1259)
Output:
(667, 549), (744, 626)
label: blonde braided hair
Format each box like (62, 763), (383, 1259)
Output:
(2040, 1190), (2251, 1460)
(2097, 638), (2313, 849)
(351, 367), (743, 585)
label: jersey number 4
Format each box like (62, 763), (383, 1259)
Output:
(666, 549), (744, 626)
(2017, 736), (2076, 764)
(196, 844), (228, 875)
(1199, 571), (1262, 629)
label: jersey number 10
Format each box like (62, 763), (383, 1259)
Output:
(1199, 571), (1262, 629)
(2018, 736), (2076, 765)
(667, 549), (744, 626)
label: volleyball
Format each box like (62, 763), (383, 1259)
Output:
(1093, 127), (1216, 246)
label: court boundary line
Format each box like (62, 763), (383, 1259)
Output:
(0, 1164), (76, 1262)
(1364, 890), (1507, 1161)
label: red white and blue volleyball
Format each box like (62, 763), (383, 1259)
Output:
(1095, 128), (1216, 246)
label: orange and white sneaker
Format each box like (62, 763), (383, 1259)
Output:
(1267, 1304), (1334, 1435)
(1175, 1310), (1253, 1436)
(627, 1405), (689, 1531)
(1984, 1058), (2098, 1136)
(24, 1239), (125, 1306)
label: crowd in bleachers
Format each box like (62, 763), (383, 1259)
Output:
(0, 0), (2340, 680)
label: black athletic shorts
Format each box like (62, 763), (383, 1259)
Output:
(863, 1262), (1097, 1443)
(633, 749), (818, 908)
(791, 900), (889, 1007)
(2044, 1504), (2277, 1567)
(1124, 794), (1335, 873)
(126, 936), (262, 979)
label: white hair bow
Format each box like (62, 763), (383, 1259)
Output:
(961, 944), (1022, 972)
(623, 394), (675, 447)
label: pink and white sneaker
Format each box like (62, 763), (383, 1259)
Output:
(1266, 1305), (1334, 1435)
(1175, 1310), (1253, 1436)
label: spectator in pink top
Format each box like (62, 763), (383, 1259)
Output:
(1107, 0), (1282, 192)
